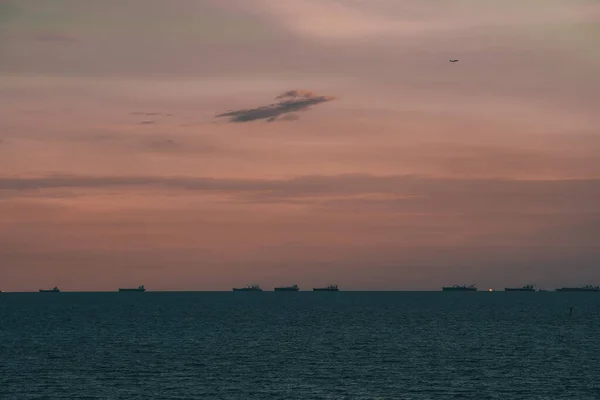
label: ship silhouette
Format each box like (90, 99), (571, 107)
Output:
(233, 284), (263, 292)
(556, 285), (599, 292)
(505, 284), (535, 292)
(274, 284), (299, 292)
(39, 286), (60, 293)
(313, 285), (339, 292)
(118, 285), (146, 292)
(442, 284), (477, 292)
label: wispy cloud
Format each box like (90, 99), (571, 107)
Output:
(253, 0), (600, 41)
(2, 174), (599, 213)
(216, 89), (336, 123)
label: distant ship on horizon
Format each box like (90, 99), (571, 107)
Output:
(39, 286), (60, 293)
(505, 284), (535, 292)
(555, 285), (599, 292)
(274, 284), (299, 292)
(118, 285), (146, 292)
(233, 284), (263, 292)
(442, 284), (477, 292)
(313, 285), (339, 292)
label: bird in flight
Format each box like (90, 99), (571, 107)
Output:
(449, 59), (459, 63)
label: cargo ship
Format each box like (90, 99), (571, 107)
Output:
(555, 285), (599, 292)
(233, 284), (263, 292)
(442, 284), (477, 292)
(313, 285), (339, 292)
(274, 284), (299, 292)
(118, 285), (146, 292)
(39, 286), (60, 293)
(505, 284), (535, 292)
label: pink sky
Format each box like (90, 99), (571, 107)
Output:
(1, 0), (599, 291)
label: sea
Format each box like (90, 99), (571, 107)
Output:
(1, 291), (599, 399)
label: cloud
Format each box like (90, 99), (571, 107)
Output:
(1, 174), (599, 215)
(215, 89), (335, 123)
(369, 142), (600, 179)
(252, 0), (600, 41)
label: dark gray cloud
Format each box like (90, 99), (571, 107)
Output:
(216, 89), (336, 123)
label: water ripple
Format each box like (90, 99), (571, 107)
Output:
(1, 292), (599, 399)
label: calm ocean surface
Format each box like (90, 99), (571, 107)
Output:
(1, 292), (599, 399)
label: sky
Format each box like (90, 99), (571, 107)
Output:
(1, 0), (599, 291)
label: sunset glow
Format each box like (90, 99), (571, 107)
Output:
(1, 0), (599, 291)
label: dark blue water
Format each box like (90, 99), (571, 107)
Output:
(1, 292), (599, 399)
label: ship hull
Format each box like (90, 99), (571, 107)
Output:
(442, 287), (477, 291)
(118, 289), (146, 292)
(233, 288), (262, 292)
(556, 288), (599, 292)
(274, 288), (299, 291)
(39, 290), (60, 293)
(505, 288), (535, 291)
(313, 288), (339, 291)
